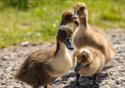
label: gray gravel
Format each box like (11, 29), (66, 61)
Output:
(0, 30), (125, 88)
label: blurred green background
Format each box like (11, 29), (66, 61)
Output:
(0, 0), (125, 48)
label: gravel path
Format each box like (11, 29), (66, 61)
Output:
(0, 30), (125, 88)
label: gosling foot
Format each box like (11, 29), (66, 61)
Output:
(90, 74), (99, 88)
(71, 73), (81, 88)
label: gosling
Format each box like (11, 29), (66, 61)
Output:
(15, 27), (75, 88)
(15, 9), (80, 88)
(72, 2), (115, 64)
(74, 46), (105, 87)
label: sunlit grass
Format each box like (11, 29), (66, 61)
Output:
(0, 0), (125, 48)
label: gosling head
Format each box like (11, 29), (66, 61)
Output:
(74, 48), (93, 72)
(57, 26), (74, 50)
(73, 2), (88, 19)
(60, 10), (74, 25)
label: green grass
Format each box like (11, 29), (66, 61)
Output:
(0, 0), (125, 48)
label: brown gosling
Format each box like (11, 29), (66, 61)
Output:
(72, 2), (115, 64)
(74, 46), (105, 87)
(15, 10), (77, 88)
(15, 26), (76, 88)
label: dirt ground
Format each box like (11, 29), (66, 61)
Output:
(0, 30), (125, 88)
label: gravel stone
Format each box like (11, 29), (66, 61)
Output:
(0, 30), (125, 88)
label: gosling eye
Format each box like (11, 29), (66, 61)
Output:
(82, 52), (89, 59)
(78, 7), (86, 15)
(80, 53), (89, 62)
(65, 15), (72, 21)
(82, 54), (87, 59)
(80, 6), (86, 11)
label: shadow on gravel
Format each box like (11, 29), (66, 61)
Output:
(63, 72), (108, 88)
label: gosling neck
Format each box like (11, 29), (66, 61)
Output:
(54, 41), (66, 56)
(79, 16), (88, 29)
(60, 20), (67, 25)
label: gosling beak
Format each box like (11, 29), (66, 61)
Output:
(74, 62), (83, 72)
(72, 13), (79, 19)
(64, 38), (74, 50)
(74, 62), (87, 72)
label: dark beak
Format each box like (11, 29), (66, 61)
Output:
(64, 38), (74, 50)
(72, 13), (79, 19)
(74, 62), (87, 72)
(74, 62), (83, 72)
